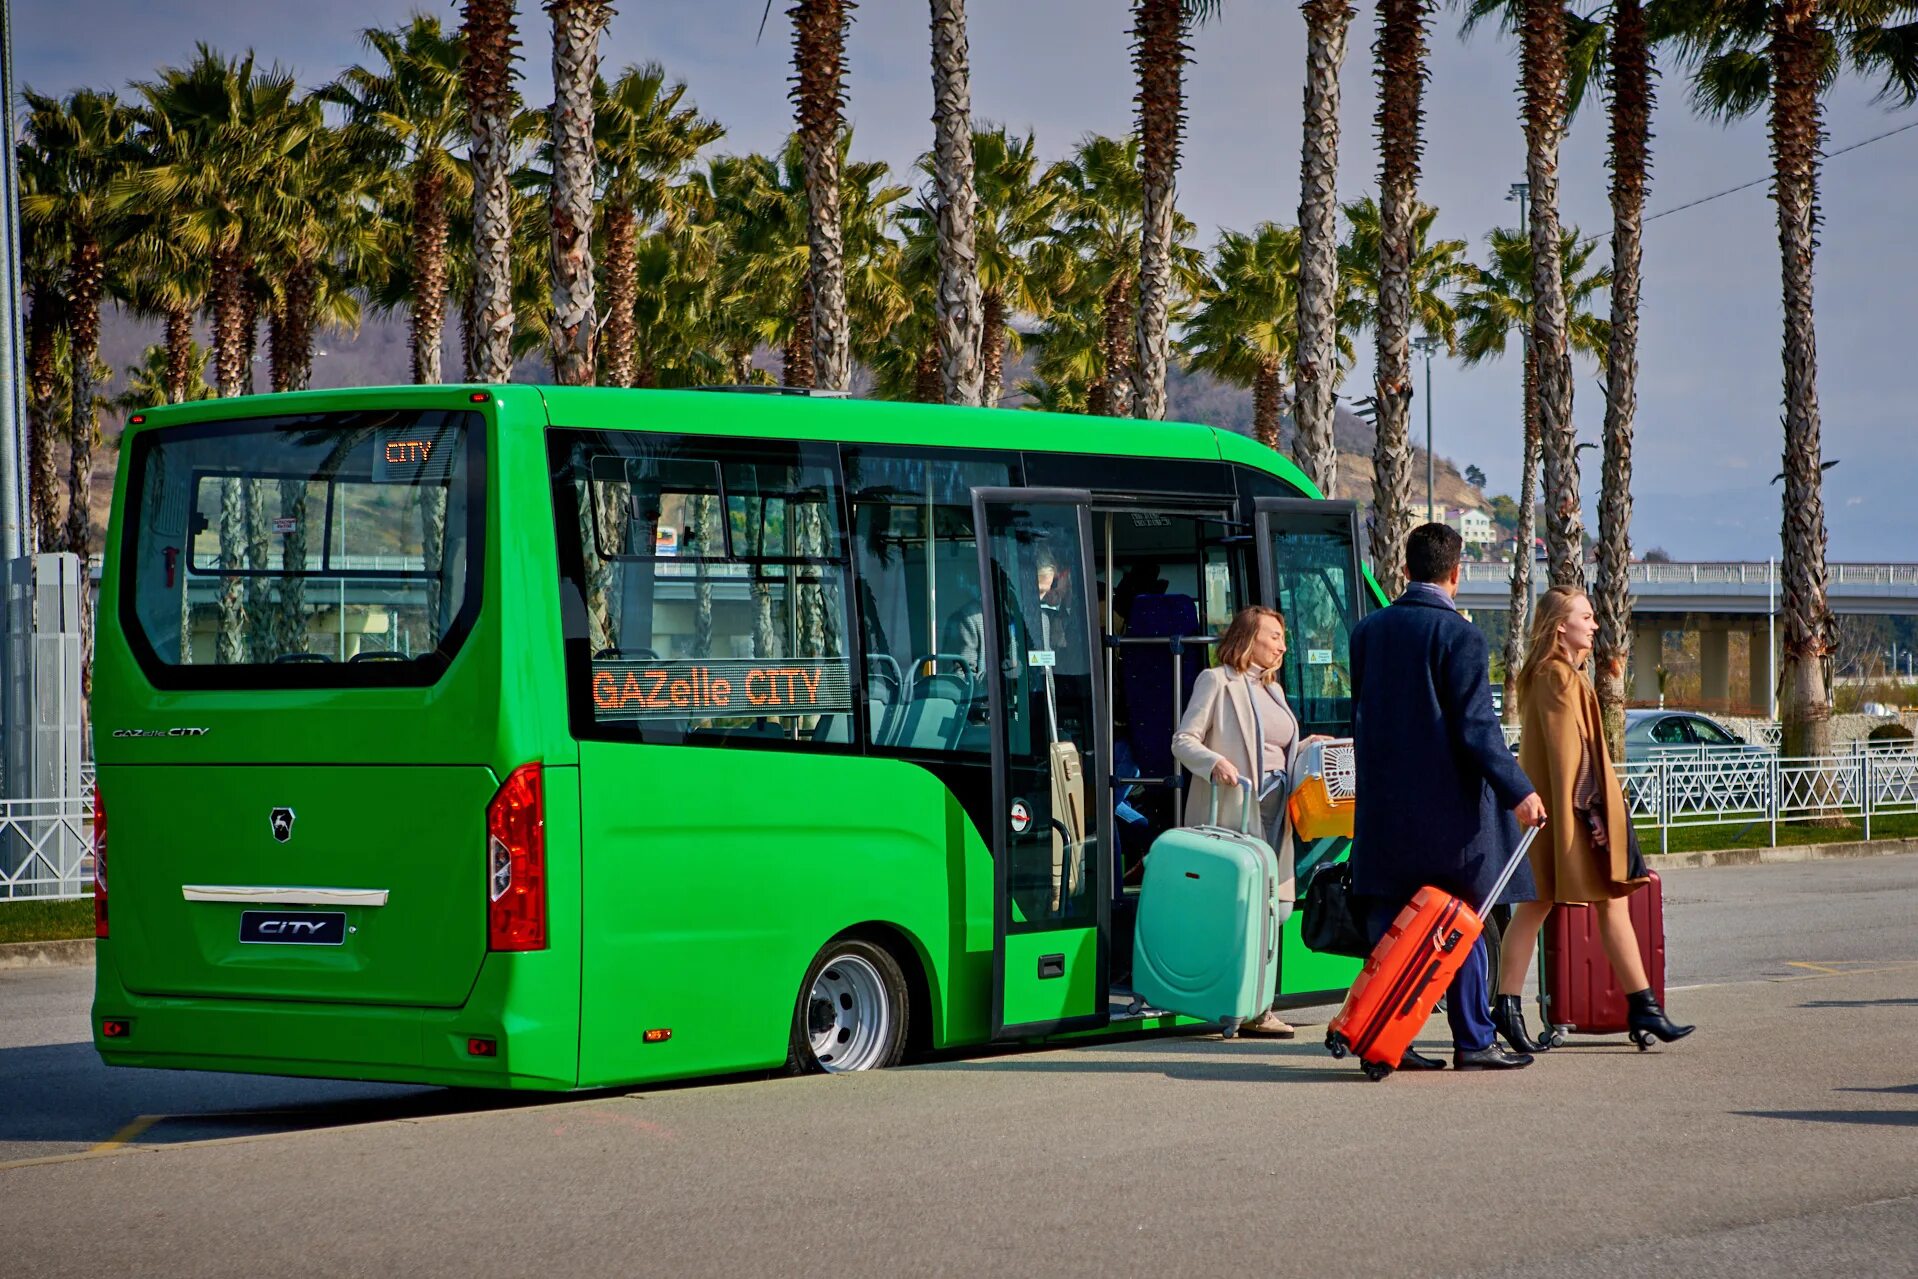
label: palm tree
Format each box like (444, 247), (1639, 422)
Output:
(592, 63), (723, 388)
(258, 121), (379, 394)
(124, 49), (319, 400)
(1050, 134), (1146, 417)
(929, 0), (984, 406)
(1456, 225), (1611, 722)
(1179, 223), (1306, 449)
(1371, 0), (1434, 600)
(1294, 0), (1360, 495)
(1682, 0), (1918, 758)
(790, 0), (855, 392)
(114, 340), (213, 410)
(19, 88), (133, 562)
(324, 15), (468, 385)
(1019, 293), (1104, 414)
(462, 0), (520, 383)
(547, 0), (615, 386)
(1131, 0), (1222, 421)
(972, 127), (1065, 406)
(15, 104), (70, 553)
(1340, 196), (1469, 349)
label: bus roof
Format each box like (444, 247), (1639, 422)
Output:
(120, 383), (1327, 501)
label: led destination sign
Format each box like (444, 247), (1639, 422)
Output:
(591, 657), (853, 722)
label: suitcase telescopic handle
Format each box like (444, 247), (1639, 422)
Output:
(1476, 825), (1543, 918)
(1207, 776), (1257, 835)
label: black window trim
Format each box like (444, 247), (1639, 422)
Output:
(117, 410), (488, 691)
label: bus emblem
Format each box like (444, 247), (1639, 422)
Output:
(270, 808), (296, 844)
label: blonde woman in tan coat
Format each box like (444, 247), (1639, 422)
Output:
(1490, 586), (1694, 1053)
(1172, 606), (1329, 1037)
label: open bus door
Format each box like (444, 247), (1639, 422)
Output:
(971, 488), (1112, 1039)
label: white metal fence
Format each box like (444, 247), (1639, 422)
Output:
(1622, 748), (1918, 852)
(1, 793), (93, 900)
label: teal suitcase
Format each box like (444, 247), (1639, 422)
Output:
(1129, 779), (1281, 1035)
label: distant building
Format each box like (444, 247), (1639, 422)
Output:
(1441, 506), (1497, 546)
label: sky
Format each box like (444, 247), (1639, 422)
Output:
(16, 0), (1918, 561)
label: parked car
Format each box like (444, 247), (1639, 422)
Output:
(1622, 710), (1771, 762)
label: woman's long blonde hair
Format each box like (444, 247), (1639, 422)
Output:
(1217, 606), (1285, 684)
(1514, 586), (1589, 702)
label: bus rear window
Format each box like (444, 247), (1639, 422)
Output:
(120, 409), (484, 687)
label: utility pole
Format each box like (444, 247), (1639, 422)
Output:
(0, 0), (28, 564)
(1412, 333), (1441, 524)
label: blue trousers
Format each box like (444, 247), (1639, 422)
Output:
(1364, 900), (1495, 1053)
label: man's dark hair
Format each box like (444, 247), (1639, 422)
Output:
(1406, 522), (1464, 583)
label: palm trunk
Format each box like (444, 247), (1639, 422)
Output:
(914, 343), (942, 403)
(217, 477), (245, 664)
(273, 480), (310, 659)
(792, 0), (854, 392)
(1100, 275), (1135, 418)
(1502, 344), (1540, 725)
(1131, 0), (1185, 422)
(1370, 0), (1428, 601)
(26, 295), (61, 554)
(549, 0), (610, 387)
(241, 283), (260, 396)
(64, 231), (103, 561)
(1253, 357), (1284, 450)
(1295, 0), (1355, 497)
(981, 292), (1007, 406)
(1594, 0), (1650, 760)
(1521, 0), (1583, 588)
(270, 259), (318, 393)
(730, 348), (755, 384)
(244, 480), (274, 660)
(210, 244), (247, 398)
(164, 304), (196, 403)
(1771, 0), (1832, 759)
(460, 289), (482, 382)
(784, 287), (816, 389)
(601, 204), (638, 387)
(464, 0), (520, 383)
(411, 166), (451, 385)
(930, 0), (984, 406)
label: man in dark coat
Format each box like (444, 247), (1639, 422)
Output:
(1348, 523), (1547, 1071)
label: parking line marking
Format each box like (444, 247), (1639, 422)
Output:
(1785, 961), (1849, 976)
(89, 1114), (163, 1154)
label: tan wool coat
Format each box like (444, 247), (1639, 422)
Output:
(1170, 665), (1300, 900)
(1517, 655), (1647, 903)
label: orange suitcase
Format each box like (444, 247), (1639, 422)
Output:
(1325, 827), (1539, 1080)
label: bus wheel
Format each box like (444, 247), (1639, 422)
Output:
(786, 938), (909, 1075)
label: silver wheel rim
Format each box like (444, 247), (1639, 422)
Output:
(806, 953), (891, 1072)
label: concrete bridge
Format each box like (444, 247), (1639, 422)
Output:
(1456, 561), (1918, 709)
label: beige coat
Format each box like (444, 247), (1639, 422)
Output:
(1171, 665), (1301, 898)
(1517, 655), (1646, 903)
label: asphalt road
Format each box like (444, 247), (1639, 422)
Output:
(3, 855), (1915, 1277)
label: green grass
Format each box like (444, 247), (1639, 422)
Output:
(1637, 811), (1918, 856)
(0, 898), (96, 945)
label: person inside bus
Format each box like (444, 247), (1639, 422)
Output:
(1171, 605), (1330, 1037)
(1489, 586), (1695, 1053)
(941, 540), (1075, 679)
(1348, 523), (1547, 1070)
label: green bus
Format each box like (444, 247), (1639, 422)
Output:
(91, 384), (1373, 1090)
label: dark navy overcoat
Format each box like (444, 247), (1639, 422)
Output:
(1348, 589), (1538, 909)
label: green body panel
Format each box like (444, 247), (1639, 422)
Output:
(1001, 927), (1098, 1028)
(93, 383), (1367, 1091)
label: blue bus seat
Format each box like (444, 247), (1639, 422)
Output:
(1122, 593), (1202, 776)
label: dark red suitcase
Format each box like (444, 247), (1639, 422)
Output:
(1540, 871), (1666, 1044)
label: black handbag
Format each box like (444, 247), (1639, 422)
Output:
(1300, 858), (1371, 958)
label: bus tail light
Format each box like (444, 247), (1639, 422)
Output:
(486, 763), (546, 951)
(93, 787), (108, 938)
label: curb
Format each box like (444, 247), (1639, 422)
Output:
(1643, 836), (1918, 871)
(0, 938), (96, 970)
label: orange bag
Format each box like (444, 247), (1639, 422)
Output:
(1287, 737), (1355, 840)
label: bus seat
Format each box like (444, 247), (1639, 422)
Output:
(898, 664), (974, 751)
(1122, 593), (1202, 776)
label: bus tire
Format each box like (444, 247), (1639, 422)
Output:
(785, 937), (910, 1075)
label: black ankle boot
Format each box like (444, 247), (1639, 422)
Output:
(1491, 994), (1550, 1054)
(1626, 987), (1694, 1050)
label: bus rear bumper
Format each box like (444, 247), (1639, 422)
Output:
(90, 944), (580, 1091)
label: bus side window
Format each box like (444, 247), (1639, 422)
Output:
(554, 431), (857, 747)
(844, 447), (1019, 755)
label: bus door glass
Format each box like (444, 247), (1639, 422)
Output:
(1254, 497), (1364, 739)
(972, 488), (1110, 1038)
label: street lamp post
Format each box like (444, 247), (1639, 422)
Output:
(1412, 334), (1441, 524)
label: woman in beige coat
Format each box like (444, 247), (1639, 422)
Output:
(1171, 606), (1328, 1037)
(1491, 586), (1694, 1053)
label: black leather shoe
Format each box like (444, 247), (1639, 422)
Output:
(1626, 988), (1695, 1049)
(1454, 1044), (1534, 1070)
(1492, 993), (1550, 1054)
(1398, 1046), (1446, 1071)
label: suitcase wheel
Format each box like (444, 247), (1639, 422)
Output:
(1125, 997), (1146, 1017)
(1324, 1030), (1349, 1060)
(1630, 1029), (1654, 1051)
(1538, 1024), (1567, 1049)
(1360, 1060), (1393, 1082)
